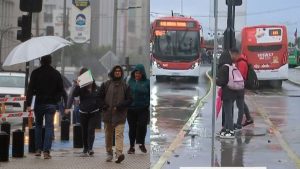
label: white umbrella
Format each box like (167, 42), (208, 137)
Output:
(3, 36), (72, 66)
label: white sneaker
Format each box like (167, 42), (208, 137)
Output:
(220, 130), (235, 139)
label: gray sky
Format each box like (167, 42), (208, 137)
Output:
(150, 0), (300, 41)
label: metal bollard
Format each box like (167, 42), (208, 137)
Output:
(0, 131), (9, 162)
(22, 117), (28, 132)
(12, 129), (24, 157)
(28, 127), (35, 153)
(1, 121), (11, 135)
(73, 123), (83, 148)
(61, 116), (70, 141)
(113, 129), (115, 146)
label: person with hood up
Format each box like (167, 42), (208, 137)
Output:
(126, 64), (150, 154)
(216, 48), (244, 139)
(65, 68), (102, 156)
(99, 65), (132, 163)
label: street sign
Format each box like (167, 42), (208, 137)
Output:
(99, 51), (120, 72)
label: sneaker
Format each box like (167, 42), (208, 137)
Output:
(115, 154), (125, 163)
(88, 150), (94, 156)
(139, 145), (147, 153)
(217, 128), (226, 136)
(127, 147), (135, 154)
(35, 150), (42, 156)
(242, 119), (254, 127)
(43, 151), (52, 159)
(106, 152), (113, 162)
(220, 130), (235, 139)
(233, 123), (242, 131)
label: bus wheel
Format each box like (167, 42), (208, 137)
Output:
(270, 80), (282, 89)
(156, 76), (164, 82)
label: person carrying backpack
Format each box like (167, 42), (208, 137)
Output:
(235, 54), (254, 127)
(216, 48), (244, 138)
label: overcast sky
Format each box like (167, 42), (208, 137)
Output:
(150, 0), (300, 41)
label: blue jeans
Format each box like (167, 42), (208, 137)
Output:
(34, 104), (56, 152)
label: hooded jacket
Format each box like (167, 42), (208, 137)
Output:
(127, 64), (150, 108)
(235, 54), (248, 80)
(216, 50), (241, 100)
(100, 65), (132, 125)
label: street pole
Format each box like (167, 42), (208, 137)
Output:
(61, 0), (67, 75)
(112, 0), (118, 55)
(181, 0), (183, 14)
(211, 0), (218, 166)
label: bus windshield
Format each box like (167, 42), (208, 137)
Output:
(153, 30), (199, 61)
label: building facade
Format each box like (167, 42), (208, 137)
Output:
(0, 0), (22, 70)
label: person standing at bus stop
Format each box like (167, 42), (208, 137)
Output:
(100, 65), (132, 163)
(235, 53), (254, 127)
(26, 55), (67, 159)
(126, 64), (150, 154)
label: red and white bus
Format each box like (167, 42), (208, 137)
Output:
(150, 16), (204, 82)
(241, 25), (288, 88)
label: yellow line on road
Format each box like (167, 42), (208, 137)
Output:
(251, 99), (300, 169)
(152, 71), (213, 169)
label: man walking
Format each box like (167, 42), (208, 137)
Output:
(26, 55), (67, 159)
(100, 65), (132, 163)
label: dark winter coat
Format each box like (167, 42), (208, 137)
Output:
(216, 50), (243, 100)
(100, 65), (132, 126)
(27, 65), (67, 106)
(66, 81), (102, 113)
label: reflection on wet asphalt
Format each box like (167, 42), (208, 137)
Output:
(160, 68), (300, 169)
(150, 66), (210, 165)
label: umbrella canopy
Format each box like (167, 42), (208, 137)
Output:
(3, 36), (72, 66)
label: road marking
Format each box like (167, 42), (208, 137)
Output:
(288, 79), (300, 86)
(152, 71), (213, 169)
(250, 98), (300, 169)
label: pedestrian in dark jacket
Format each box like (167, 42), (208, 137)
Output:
(126, 64), (150, 154)
(65, 67), (102, 156)
(216, 48), (244, 138)
(99, 65), (132, 163)
(26, 55), (67, 159)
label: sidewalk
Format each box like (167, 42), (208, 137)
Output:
(0, 145), (150, 169)
(1, 118), (150, 169)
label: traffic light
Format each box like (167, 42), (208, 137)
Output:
(46, 26), (54, 36)
(17, 15), (31, 42)
(20, 0), (43, 12)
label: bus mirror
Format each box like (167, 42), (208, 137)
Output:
(200, 37), (205, 48)
(226, 0), (242, 6)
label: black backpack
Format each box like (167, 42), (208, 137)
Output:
(245, 63), (259, 89)
(237, 58), (259, 90)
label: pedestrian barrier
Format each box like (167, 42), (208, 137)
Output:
(73, 123), (83, 148)
(12, 129), (24, 157)
(28, 127), (35, 153)
(0, 131), (9, 162)
(61, 117), (70, 141)
(1, 121), (11, 135)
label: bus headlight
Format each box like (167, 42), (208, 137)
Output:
(153, 61), (161, 69)
(191, 62), (199, 69)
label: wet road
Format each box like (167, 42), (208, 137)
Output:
(155, 68), (300, 169)
(150, 65), (211, 166)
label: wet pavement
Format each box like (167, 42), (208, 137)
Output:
(150, 66), (210, 166)
(152, 67), (300, 169)
(2, 114), (150, 169)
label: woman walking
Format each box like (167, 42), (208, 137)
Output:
(126, 64), (150, 154)
(65, 68), (102, 156)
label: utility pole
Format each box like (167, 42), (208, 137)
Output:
(211, 0), (218, 166)
(61, 0), (67, 75)
(112, 0), (118, 55)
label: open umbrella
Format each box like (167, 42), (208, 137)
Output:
(3, 36), (72, 66)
